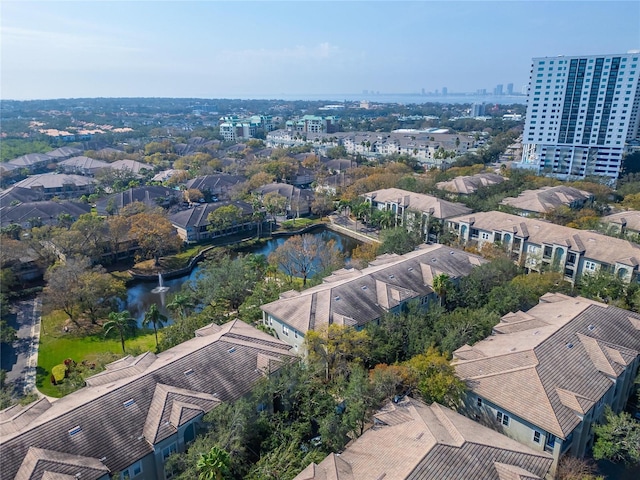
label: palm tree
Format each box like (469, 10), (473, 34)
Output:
(103, 310), (137, 353)
(197, 446), (230, 480)
(166, 292), (193, 321)
(143, 303), (168, 347)
(432, 273), (453, 307)
(378, 208), (395, 230)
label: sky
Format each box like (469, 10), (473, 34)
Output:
(1, 0), (639, 100)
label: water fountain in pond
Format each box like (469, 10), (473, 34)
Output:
(151, 273), (170, 294)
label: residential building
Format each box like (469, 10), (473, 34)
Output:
(218, 115), (274, 142)
(185, 174), (246, 201)
(515, 52), (640, 181)
(7, 153), (55, 173)
(58, 156), (110, 176)
(601, 210), (640, 236)
(0, 186), (47, 207)
(363, 188), (472, 242)
(44, 146), (83, 161)
(108, 159), (155, 176)
(95, 186), (180, 215)
(499, 185), (594, 216)
(285, 115), (340, 134)
(261, 244), (485, 352)
(169, 200), (255, 243)
(447, 210), (640, 283)
(436, 172), (505, 195)
(454, 293), (640, 476)
(13, 174), (95, 199)
(0, 320), (295, 480)
(256, 183), (314, 218)
(294, 398), (553, 480)
(0, 201), (91, 229)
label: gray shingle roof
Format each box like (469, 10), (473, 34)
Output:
(14, 174), (95, 190)
(454, 294), (640, 439)
(0, 320), (295, 480)
(294, 399), (552, 480)
(185, 174), (246, 193)
(0, 201), (91, 228)
(169, 201), (253, 229)
(436, 173), (505, 195)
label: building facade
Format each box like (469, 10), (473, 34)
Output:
(454, 293), (640, 476)
(516, 52), (640, 181)
(447, 210), (640, 284)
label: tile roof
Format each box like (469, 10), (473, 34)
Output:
(14, 447), (110, 480)
(294, 398), (552, 480)
(261, 244), (486, 335)
(602, 210), (640, 232)
(0, 187), (47, 207)
(58, 156), (110, 171)
(14, 174), (95, 190)
(95, 186), (179, 214)
(364, 188), (472, 219)
(7, 153), (54, 168)
(436, 173), (506, 195)
(448, 210), (640, 268)
(499, 186), (593, 214)
(454, 294), (640, 439)
(107, 159), (154, 174)
(0, 320), (295, 480)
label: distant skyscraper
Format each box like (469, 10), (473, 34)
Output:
(516, 52), (640, 181)
(507, 83), (514, 95)
(442, 87), (448, 96)
(471, 103), (485, 117)
(494, 84), (504, 95)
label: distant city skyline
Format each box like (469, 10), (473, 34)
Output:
(1, 1), (638, 101)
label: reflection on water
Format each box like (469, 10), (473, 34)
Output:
(126, 229), (360, 325)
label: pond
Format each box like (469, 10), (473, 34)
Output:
(126, 228), (361, 325)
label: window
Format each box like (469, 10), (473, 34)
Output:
(163, 443), (178, 460)
(533, 430), (541, 443)
(477, 397), (483, 407)
(496, 411), (510, 426)
(121, 461), (143, 480)
(584, 260), (597, 271)
(481, 232), (490, 240)
(282, 325), (289, 336)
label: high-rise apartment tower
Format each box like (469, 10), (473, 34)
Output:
(517, 52), (640, 181)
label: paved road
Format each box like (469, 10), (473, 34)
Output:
(1, 297), (42, 396)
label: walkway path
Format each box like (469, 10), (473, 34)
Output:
(328, 214), (380, 244)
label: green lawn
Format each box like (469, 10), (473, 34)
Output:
(37, 311), (158, 397)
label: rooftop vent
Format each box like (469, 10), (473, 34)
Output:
(432, 258), (437, 262)
(123, 399), (135, 408)
(68, 426), (82, 436)
(228, 347), (236, 354)
(566, 342), (574, 349)
(408, 267), (414, 271)
(334, 296), (340, 301)
(587, 324), (595, 331)
(361, 285), (367, 290)
(450, 251), (455, 255)
(388, 274), (395, 279)
(184, 369), (194, 376)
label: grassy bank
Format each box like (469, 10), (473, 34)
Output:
(37, 311), (157, 398)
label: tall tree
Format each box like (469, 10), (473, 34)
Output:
(166, 292), (194, 321)
(593, 407), (640, 465)
(268, 234), (343, 286)
(143, 303), (168, 347)
(207, 204), (243, 235)
(129, 211), (182, 265)
(305, 324), (371, 381)
(103, 310), (137, 353)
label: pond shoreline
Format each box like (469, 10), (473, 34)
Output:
(128, 222), (331, 283)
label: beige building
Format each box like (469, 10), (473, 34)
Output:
(0, 320), (295, 480)
(261, 244), (485, 352)
(454, 293), (640, 476)
(295, 398), (553, 480)
(447, 210), (640, 283)
(500, 185), (594, 216)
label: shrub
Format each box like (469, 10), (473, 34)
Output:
(51, 364), (67, 384)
